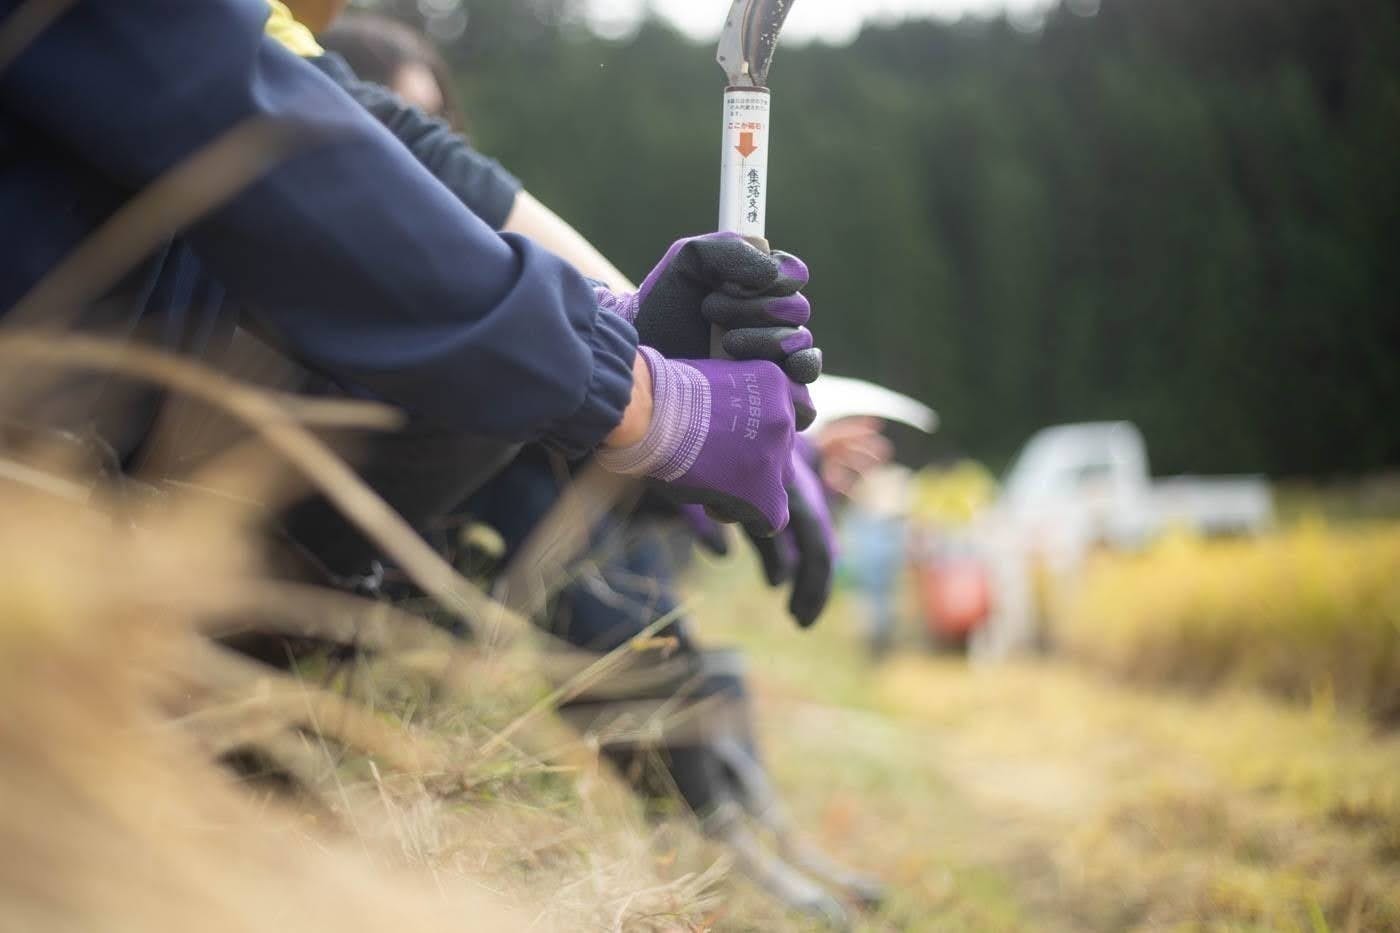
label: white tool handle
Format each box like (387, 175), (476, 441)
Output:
(718, 86), (771, 241)
(714, 85), (772, 356)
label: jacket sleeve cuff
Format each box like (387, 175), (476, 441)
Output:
(544, 305), (639, 457)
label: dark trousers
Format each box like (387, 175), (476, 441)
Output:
(466, 451), (693, 653)
(279, 427), (519, 582)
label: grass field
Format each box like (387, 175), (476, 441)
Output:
(1062, 522), (1400, 724)
(685, 551), (1400, 931)
(6, 468), (1399, 931)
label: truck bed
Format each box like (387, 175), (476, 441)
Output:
(1151, 476), (1274, 536)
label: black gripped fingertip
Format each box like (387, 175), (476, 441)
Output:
(762, 555), (789, 587)
(790, 588), (830, 628)
(783, 348), (823, 385)
(694, 523), (731, 556)
(767, 251), (810, 295)
(694, 236), (780, 292)
(786, 499), (831, 627)
(744, 524), (794, 585)
(702, 292), (786, 329)
(721, 326), (797, 362)
(701, 540), (730, 557)
(789, 556), (833, 627)
(795, 404), (817, 432)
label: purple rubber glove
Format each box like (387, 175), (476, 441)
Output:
(746, 437), (836, 628)
(594, 233), (823, 393)
(597, 347), (809, 537)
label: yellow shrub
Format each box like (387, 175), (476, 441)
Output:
(1063, 522), (1400, 722)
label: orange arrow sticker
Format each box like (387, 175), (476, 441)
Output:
(736, 131), (759, 158)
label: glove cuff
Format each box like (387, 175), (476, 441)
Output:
(596, 347), (709, 481)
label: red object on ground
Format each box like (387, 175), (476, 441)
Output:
(915, 554), (993, 640)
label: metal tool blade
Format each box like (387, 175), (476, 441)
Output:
(716, 0), (797, 88)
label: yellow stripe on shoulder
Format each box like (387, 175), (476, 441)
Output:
(265, 0), (324, 58)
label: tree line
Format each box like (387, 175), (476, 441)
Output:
(381, 0), (1400, 477)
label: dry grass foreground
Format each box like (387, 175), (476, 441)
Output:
(0, 458), (728, 930)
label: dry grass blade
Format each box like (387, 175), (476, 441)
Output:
(272, 394), (407, 429)
(0, 334), (527, 642)
(2, 120), (315, 336)
(558, 695), (745, 751)
(0, 454), (90, 502)
(493, 462), (638, 622)
(203, 580), (465, 658)
(233, 728), (347, 815)
(479, 602), (689, 758)
(175, 639), (450, 775)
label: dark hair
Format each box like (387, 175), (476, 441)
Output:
(320, 13), (467, 131)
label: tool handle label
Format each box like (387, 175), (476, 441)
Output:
(718, 88), (771, 238)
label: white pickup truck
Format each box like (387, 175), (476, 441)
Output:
(969, 422), (1273, 659)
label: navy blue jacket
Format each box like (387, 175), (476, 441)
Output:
(0, 0), (637, 455)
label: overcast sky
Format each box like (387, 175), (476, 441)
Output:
(583, 0), (1060, 42)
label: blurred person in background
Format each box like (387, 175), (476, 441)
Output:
(321, 13), (465, 128)
(909, 458), (998, 653)
(811, 416), (894, 497)
(805, 396), (934, 661)
(844, 462), (914, 660)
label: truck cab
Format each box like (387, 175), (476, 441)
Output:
(1000, 421), (1156, 553)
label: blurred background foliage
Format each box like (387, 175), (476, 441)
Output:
(1066, 521), (1400, 723)
(366, 0), (1400, 478)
